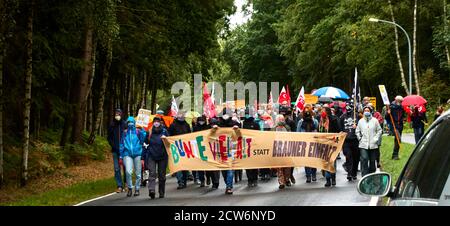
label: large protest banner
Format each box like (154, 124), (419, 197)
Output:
(163, 128), (346, 174)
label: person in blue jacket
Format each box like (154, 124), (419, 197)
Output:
(120, 116), (147, 197)
(143, 117), (169, 199)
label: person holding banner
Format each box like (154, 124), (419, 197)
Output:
(120, 116), (147, 197)
(385, 96), (405, 160)
(272, 115), (293, 189)
(242, 109), (261, 187)
(192, 115), (211, 187)
(297, 105), (319, 183)
(356, 106), (382, 177)
(168, 111), (192, 189)
(107, 109), (127, 193)
(320, 105), (340, 187)
(144, 117), (169, 199)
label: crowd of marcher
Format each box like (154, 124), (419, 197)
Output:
(106, 94), (438, 199)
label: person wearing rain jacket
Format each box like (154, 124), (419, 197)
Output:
(120, 116), (147, 197)
(356, 106), (382, 177)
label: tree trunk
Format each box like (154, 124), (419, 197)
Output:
(150, 79), (157, 113)
(88, 40), (112, 144)
(412, 0), (420, 95)
(389, 0), (410, 95)
(444, 0), (450, 68)
(22, 0), (34, 187)
(0, 38), (5, 188)
(140, 71), (147, 110)
(71, 25), (94, 144)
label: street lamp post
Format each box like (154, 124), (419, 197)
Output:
(369, 18), (412, 95)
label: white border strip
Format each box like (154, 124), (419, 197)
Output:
(74, 192), (116, 206)
(369, 197), (379, 206)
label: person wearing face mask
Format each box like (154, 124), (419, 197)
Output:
(168, 111), (192, 189)
(356, 106), (382, 177)
(192, 115), (211, 187)
(107, 109), (127, 193)
(120, 116), (147, 197)
(143, 117), (169, 199)
(339, 104), (360, 181)
(297, 105), (319, 183)
(242, 109), (260, 187)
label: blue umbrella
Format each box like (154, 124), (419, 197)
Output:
(312, 86), (350, 99)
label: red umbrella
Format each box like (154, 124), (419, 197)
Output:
(402, 95), (427, 107)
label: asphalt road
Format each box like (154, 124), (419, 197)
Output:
(83, 158), (371, 206)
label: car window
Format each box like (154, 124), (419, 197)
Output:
(396, 119), (450, 200)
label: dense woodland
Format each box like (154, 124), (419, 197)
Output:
(1, 0), (449, 187)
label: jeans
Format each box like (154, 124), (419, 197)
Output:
(112, 152), (123, 188)
(413, 126), (424, 144)
(393, 128), (402, 158)
(124, 156), (142, 190)
(305, 167), (316, 177)
(148, 158), (168, 195)
(325, 161), (337, 179)
(176, 171), (188, 186)
(360, 148), (377, 177)
(221, 170), (234, 189)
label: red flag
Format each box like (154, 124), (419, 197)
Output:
(295, 86), (305, 112)
(203, 83), (216, 119)
(278, 86), (289, 105)
(168, 95), (178, 117)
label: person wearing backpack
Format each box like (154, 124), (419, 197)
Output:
(120, 116), (147, 197)
(144, 117), (169, 199)
(296, 105), (319, 183)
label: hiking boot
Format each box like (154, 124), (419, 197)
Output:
(331, 176), (336, 186)
(127, 189), (133, 197)
(225, 188), (233, 195)
(306, 176), (311, 183)
(212, 183), (219, 190)
(347, 175), (352, 181)
(177, 184), (187, 190)
(200, 181), (205, 187)
(290, 176), (296, 184)
(286, 181), (292, 187)
(324, 179), (331, 187)
(149, 191), (155, 199)
(352, 176), (357, 181)
(116, 187), (123, 193)
(134, 190), (140, 196)
(206, 177), (211, 185)
(279, 184), (285, 189)
(312, 175), (317, 182)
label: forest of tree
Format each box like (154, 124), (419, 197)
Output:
(1, 0), (449, 188)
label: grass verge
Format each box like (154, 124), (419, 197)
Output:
(7, 177), (115, 206)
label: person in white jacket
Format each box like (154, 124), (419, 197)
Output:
(356, 106), (382, 177)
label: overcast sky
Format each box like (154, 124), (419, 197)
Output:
(228, 0), (252, 29)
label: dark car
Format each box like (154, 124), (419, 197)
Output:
(357, 110), (450, 206)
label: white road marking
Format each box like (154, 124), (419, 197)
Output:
(74, 192), (117, 206)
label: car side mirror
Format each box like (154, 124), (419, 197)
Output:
(357, 172), (392, 197)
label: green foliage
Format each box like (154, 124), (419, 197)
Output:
(380, 136), (415, 183)
(420, 68), (450, 108)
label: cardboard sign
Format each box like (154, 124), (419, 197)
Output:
(163, 128), (346, 173)
(378, 85), (390, 105)
(369, 97), (377, 110)
(304, 94), (319, 105)
(136, 109), (152, 128)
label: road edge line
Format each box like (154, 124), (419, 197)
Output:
(74, 192), (117, 206)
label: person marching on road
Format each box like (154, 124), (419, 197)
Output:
(320, 105), (340, 187)
(297, 105), (319, 183)
(231, 114), (243, 183)
(339, 104), (360, 181)
(385, 96), (405, 160)
(120, 116), (147, 197)
(192, 115), (211, 187)
(168, 111), (192, 189)
(410, 105), (427, 144)
(143, 117), (169, 199)
(107, 108), (127, 193)
(242, 109), (261, 187)
(208, 117), (221, 190)
(356, 106), (382, 177)
(272, 115), (292, 189)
